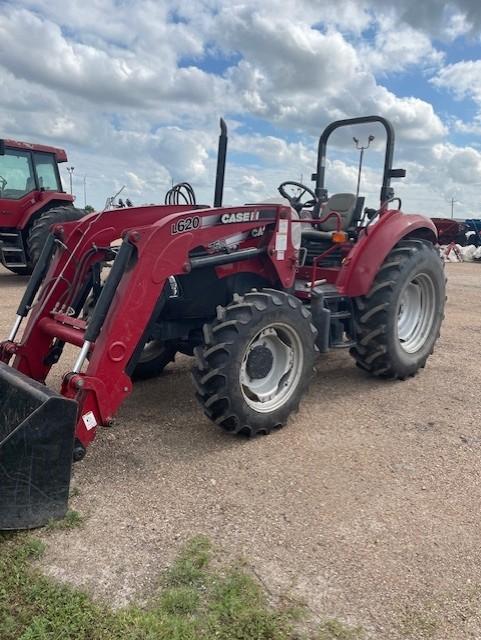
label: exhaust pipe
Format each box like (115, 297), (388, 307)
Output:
(0, 362), (77, 529)
(213, 117), (228, 207)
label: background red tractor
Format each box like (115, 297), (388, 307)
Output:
(0, 139), (85, 274)
(0, 116), (445, 529)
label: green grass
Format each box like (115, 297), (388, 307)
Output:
(44, 510), (84, 531)
(317, 619), (365, 639)
(397, 608), (438, 639)
(0, 533), (364, 640)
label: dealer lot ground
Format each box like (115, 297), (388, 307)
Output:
(0, 262), (480, 640)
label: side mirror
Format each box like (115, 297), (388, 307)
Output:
(389, 168), (406, 178)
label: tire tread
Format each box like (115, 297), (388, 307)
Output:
(350, 239), (445, 379)
(192, 289), (317, 436)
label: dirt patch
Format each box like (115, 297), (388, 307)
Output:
(1, 263), (481, 639)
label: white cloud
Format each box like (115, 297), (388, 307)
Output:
(212, 5), (447, 143)
(433, 59), (481, 104)
(361, 17), (444, 73)
(367, 0), (481, 37)
(0, 6), (227, 110)
(232, 135), (316, 168)
(0, 0), (478, 216)
(238, 174), (265, 192)
(453, 117), (481, 135)
(433, 143), (481, 184)
(432, 59), (481, 149)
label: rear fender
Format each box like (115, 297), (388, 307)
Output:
(336, 211), (438, 297)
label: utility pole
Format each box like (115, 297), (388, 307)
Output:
(450, 197), (457, 219)
(83, 175), (87, 208)
(353, 134), (375, 198)
(66, 166), (75, 195)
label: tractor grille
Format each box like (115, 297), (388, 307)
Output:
(0, 229), (27, 269)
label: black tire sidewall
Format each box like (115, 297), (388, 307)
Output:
(27, 205), (85, 264)
(382, 246), (445, 375)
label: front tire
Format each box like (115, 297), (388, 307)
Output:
(350, 238), (445, 379)
(192, 289), (317, 436)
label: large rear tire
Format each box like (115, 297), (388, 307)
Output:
(350, 238), (445, 379)
(192, 289), (317, 436)
(27, 205), (86, 266)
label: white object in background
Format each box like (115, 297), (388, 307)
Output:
(460, 245), (476, 261)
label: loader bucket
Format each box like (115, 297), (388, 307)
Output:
(0, 362), (77, 530)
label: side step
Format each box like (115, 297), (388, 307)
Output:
(0, 230), (28, 269)
(0, 362), (78, 529)
(310, 284), (355, 352)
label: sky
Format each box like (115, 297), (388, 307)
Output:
(2, 0), (481, 217)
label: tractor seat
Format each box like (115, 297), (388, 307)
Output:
(319, 193), (357, 230)
(301, 193), (359, 242)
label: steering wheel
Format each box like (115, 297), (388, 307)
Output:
(0, 175), (7, 192)
(278, 181), (317, 213)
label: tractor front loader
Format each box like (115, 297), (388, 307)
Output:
(0, 116), (445, 529)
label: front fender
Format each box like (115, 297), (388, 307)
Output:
(337, 211), (438, 297)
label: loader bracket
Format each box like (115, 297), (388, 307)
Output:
(0, 362), (78, 529)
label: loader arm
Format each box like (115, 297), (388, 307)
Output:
(61, 204), (293, 450)
(1, 205), (202, 378)
(1, 203), (293, 452)
(0, 202), (294, 527)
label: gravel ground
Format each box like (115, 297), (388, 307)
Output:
(1, 263), (481, 639)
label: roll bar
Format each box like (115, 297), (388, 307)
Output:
(312, 115), (406, 206)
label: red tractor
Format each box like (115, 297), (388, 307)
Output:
(0, 139), (85, 274)
(0, 116), (445, 529)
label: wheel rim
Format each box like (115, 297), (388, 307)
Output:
(239, 323), (304, 413)
(397, 272), (436, 354)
